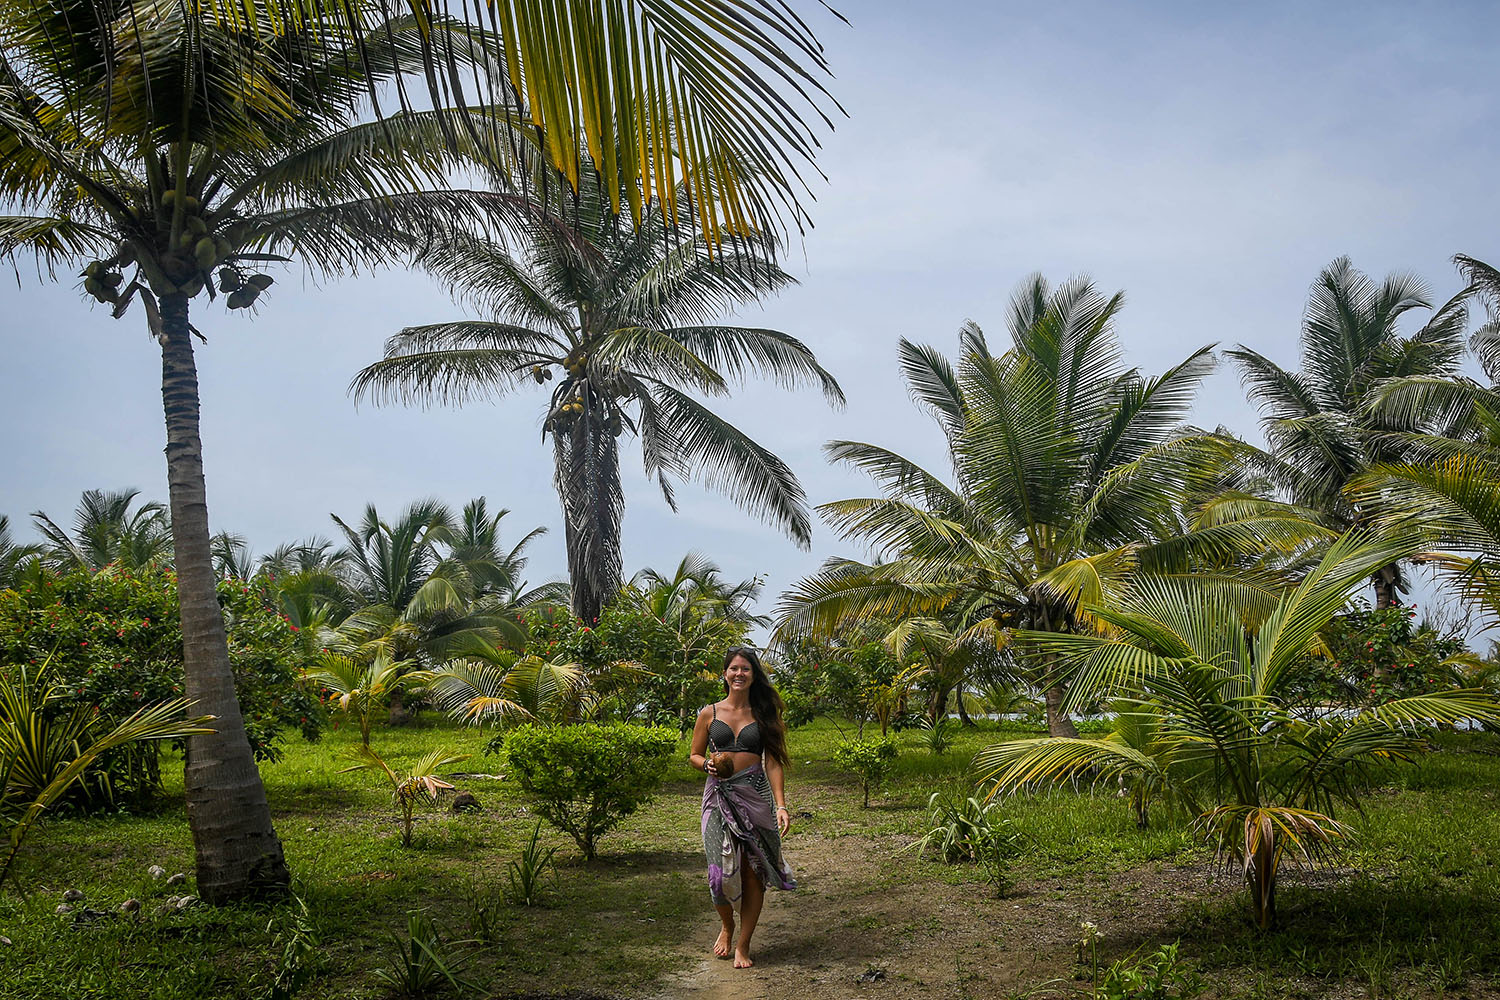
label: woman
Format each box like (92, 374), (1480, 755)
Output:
(689, 646), (796, 968)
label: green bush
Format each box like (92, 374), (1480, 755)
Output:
(1294, 603), (1465, 707)
(0, 566), (321, 807)
(831, 734), (898, 807)
(501, 723), (678, 859)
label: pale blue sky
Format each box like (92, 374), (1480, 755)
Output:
(4, 1), (1498, 624)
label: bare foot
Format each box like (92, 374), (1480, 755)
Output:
(713, 924), (734, 959)
(733, 947), (754, 969)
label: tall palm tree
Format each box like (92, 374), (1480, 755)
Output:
(0, 4), (536, 903)
(350, 176), (845, 623)
(1228, 257), (1472, 608)
(2, 0), (839, 903)
(32, 489), (172, 572)
(974, 532), (1497, 929)
(777, 277), (1228, 736)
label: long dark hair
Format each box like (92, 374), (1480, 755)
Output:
(722, 646), (788, 767)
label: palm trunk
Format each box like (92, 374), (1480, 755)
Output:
(955, 683), (973, 727)
(1372, 562), (1400, 610)
(1247, 836), (1278, 931)
(1044, 683), (1078, 738)
(554, 410), (622, 626)
(927, 683), (951, 725)
(159, 293), (289, 903)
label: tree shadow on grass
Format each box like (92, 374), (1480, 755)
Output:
(557, 847), (702, 872)
(1169, 873), (1500, 982)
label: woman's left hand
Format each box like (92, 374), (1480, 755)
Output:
(776, 805), (790, 836)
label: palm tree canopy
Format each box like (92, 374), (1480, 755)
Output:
(1228, 256), (1472, 521)
(31, 488), (172, 572)
(350, 171), (843, 622)
(2, 0), (842, 266)
(777, 274), (1242, 641)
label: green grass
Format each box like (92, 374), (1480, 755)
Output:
(2, 717), (1498, 998)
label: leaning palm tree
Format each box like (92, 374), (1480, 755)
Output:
(975, 532), (1499, 930)
(32, 489), (172, 572)
(1228, 257), (1473, 608)
(777, 276), (1268, 736)
(350, 174), (845, 623)
(1, 5), (537, 903)
(4, 0), (839, 904)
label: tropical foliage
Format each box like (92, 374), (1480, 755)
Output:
(0, 656), (213, 890)
(1228, 257), (1474, 607)
(974, 533), (1500, 928)
(776, 274), (1310, 736)
(2, 0), (841, 904)
(499, 722), (677, 860)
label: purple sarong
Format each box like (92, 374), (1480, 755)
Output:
(701, 762), (796, 908)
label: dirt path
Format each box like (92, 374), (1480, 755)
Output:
(645, 830), (1211, 1000)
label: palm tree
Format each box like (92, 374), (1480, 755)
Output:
(332, 500), (458, 613)
(974, 532), (1498, 929)
(0, 517), (41, 589)
(884, 617), (987, 726)
(306, 650), (413, 746)
(1228, 257), (1473, 608)
(327, 498), (548, 666)
(350, 176), (844, 624)
(1351, 454), (1500, 628)
(2, 0), (839, 902)
(777, 277), (1226, 736)
(32, 489), (172, 572)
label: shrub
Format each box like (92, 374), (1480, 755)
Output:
(781, 687), (816, 729)
(0, 566), (320, 807)
(831, 735), (898, 807)
(501, 723), (677, 859)
(1296, 603), (1465, 708)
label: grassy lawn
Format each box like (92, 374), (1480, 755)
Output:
(2, 718), (1498, 998)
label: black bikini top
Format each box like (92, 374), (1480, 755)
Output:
(708, 704), (763, 755)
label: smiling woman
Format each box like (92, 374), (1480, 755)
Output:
(688, 645), (795, 969)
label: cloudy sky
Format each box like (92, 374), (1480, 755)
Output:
(4, 0), (1498, 625)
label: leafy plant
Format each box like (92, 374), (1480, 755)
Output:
(373, 911), (476, 998)
(460, 873), (505, 947)
(501, 723), (677, 860)
(306, 651), (413, 746)
(920, 717), (956, 755)
(0, 657), (213, 889)
(1095, 942), (1203, 1000)
(909, 791), (1010, 862)
(0, 565), (321, 802)
(831, 735), (898, 808)
(504, 821), (559, 906)
(262, 895), (324, 1000)
(976, 532), (1500, 928)
(339, 745), (471, 848)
